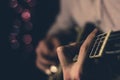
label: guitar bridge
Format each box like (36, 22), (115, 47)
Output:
(89, 30), (111, 58)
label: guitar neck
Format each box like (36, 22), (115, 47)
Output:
(89, 30), (120, 58)
(108, 31), (120, 40)
(105, 31), (120, 55)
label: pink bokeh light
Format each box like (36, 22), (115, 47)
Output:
(21, 9), (31, 21)
(23, 34), (32, 45)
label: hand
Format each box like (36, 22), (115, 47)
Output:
(56, 29), (98, 80)
(36, 37), (60, 75)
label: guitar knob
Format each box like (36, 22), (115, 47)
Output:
(50, 65), (58, 73)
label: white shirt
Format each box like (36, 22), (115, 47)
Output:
(48, 0), (120, 35)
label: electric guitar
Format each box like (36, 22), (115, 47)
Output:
(49, 30), (120, 80)
(89, 30), (120, 58)
(81, 30), (120, 80)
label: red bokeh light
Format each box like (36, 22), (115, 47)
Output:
(21, 9), (31, 21)
(23, 34), (32, 45)
(9, 33), (18, 40)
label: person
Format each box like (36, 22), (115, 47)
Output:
(36, 0), (120, 80)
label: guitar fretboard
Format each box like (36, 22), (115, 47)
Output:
(89, 30), (120, 58)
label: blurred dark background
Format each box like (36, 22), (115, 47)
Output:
(1, 0), (59, 80)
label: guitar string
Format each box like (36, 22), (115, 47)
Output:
(96, 33), (106, 37)
(94, 36), (105, 56)
(91, 32), (120, 56)
(96, 33), (120, 41)
(96, 31), (120, 38)
(90, 37), (100, 56)
(94, 31), (120, 42)
(108, 37), (120, 41)
(91, 35), (106, 56)
(86, 31), (120, 56)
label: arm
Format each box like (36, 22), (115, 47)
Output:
(36, 0), (75, 75)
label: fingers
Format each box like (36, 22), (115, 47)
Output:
(36, 40), (59, 75)
(57, 46), (68, 69)
(36, 40), (57, 57)
(36, 59), (47, 72)
(56, 43), (80, 69)
(81, 28), (98, 49)
(56, 43), (83, 80)
(37, 54), (56, 66)
(36, 59), (52, 75)
(36, 40), (50, 56)
(36, 52), (57, 75)
(77, 29), (98, 67)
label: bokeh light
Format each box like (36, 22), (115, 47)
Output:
(50, 65), (58, 73)
(10, 39), (20, 49)
(9, 33), (17, 41)
(9, 0), (35, 51)
(10, 39), (17, 43)
(23, 34), (32, 45)
(21, 9), (31, 21)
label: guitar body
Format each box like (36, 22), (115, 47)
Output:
(82, 31), (120, 80)
(81, 54), (120, 80)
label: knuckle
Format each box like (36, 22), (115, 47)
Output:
(81, 45), (86, 50)
(56, 46), (64, 53)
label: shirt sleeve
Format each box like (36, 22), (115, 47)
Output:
(48, 0), (74, 36)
